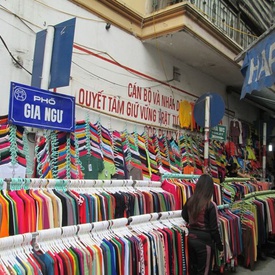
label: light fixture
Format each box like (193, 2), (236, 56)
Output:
(268, 144), (273, 152)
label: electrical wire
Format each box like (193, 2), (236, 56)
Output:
(151, 6), (176, 99)
(0, 5), (37, 32)
(72, 61), (127, 88)
(33, 0), (105, 23)
(0, 35), (32, 75)
(73, 42), (173, 84)
(72, 56), (173, 89)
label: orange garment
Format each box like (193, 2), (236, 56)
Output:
(0, 193), (9, 237)
(183, 165), (195, 175)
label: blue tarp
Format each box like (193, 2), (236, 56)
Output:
(241, 29), (275, 99)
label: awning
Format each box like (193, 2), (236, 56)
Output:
(240, 28), (275, 99)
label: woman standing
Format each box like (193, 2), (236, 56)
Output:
(182, 174), (223, 275)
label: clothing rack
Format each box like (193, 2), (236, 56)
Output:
(0, 210), (184, 248)
(1, 177), (163, 190)
(223, 177), (251, 183)
(0, 209), (188, 274)
(244, 189), (275, 200)
(217, 203), (230, 210)
(0, 177), (175, 238)
(161, 173), (200, 180)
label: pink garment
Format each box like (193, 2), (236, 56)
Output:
(151, 174), (161, 181)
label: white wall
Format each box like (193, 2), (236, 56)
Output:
(0, 0), (259, 136)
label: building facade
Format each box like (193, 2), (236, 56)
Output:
(1, 0), (274, 177)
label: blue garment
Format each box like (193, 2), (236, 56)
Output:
(36, 252), (55, 275)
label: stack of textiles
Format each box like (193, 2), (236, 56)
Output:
(76, 120), (104, 180)
(121, 131), (144, 180)
(34, 133), (52, 178)
(96, 123), (116, 180)
(209, 142), (219, 180)
(147, 134), (162, 180)
(112, 130), (126, 178)
(157, 135), (172, 173)
(0, 116), (27, 178)
(179, 135), (196, 174)
(167, 136), (182, 173)
(211, 140), (227, 181)
(187, 134), (203, 173)
(50, 131), (78, 179)
(137, 134), (150, 180)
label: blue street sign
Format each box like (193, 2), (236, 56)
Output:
(31, 30), (46, 88)
(194, 92), (225, 128)
(8, 82), (75, 132)
(49, 18), (76, 89)
(31, 18), (76, 89)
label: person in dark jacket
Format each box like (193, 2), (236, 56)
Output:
(182, 174), (223, 275)
(226, 162), (255, 180)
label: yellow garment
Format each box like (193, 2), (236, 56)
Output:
(246, 146), (256, 160)
(179, 100), (192, 129)
(29, 190), (43, 230)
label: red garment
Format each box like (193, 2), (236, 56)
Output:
(70, 190), (87, 224)
(230, 120), (240, 144)
(161, 180), (182, 210)
(8, 190), (26, 234)
(225, 141), (237, 157)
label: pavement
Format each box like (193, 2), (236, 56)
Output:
(221, 256), (275, 274)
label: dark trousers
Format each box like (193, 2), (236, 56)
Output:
(188, 232), (213, 275)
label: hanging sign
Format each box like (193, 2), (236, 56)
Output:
(31, 18), (76, 89)
(210, 125), (226, 141)
(8, 82), (75, 132)
(194, 92), (225, 128)
(241, 29), (275, 99)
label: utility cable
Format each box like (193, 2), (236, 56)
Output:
(0, 35), (32, 75)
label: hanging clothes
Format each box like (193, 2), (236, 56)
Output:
(0, 179), (175, 236)
(0, 212), (188, 275)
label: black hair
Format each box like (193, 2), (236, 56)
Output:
(187, 174), (214, 220)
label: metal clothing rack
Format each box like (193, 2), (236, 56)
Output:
(223, 177), (251, 183)
(0, 210), (184, 251)
(217, 203), (230, 210)
(244, 189), (275, 200)
(161, 173), (200, 181)
(1, 177), (163, 190)
(227, 190), (275, 221)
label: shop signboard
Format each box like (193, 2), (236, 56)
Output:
(210, 125), (226, 141)
(241, 29), (275, 99)
(8, 82), (75, 132)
